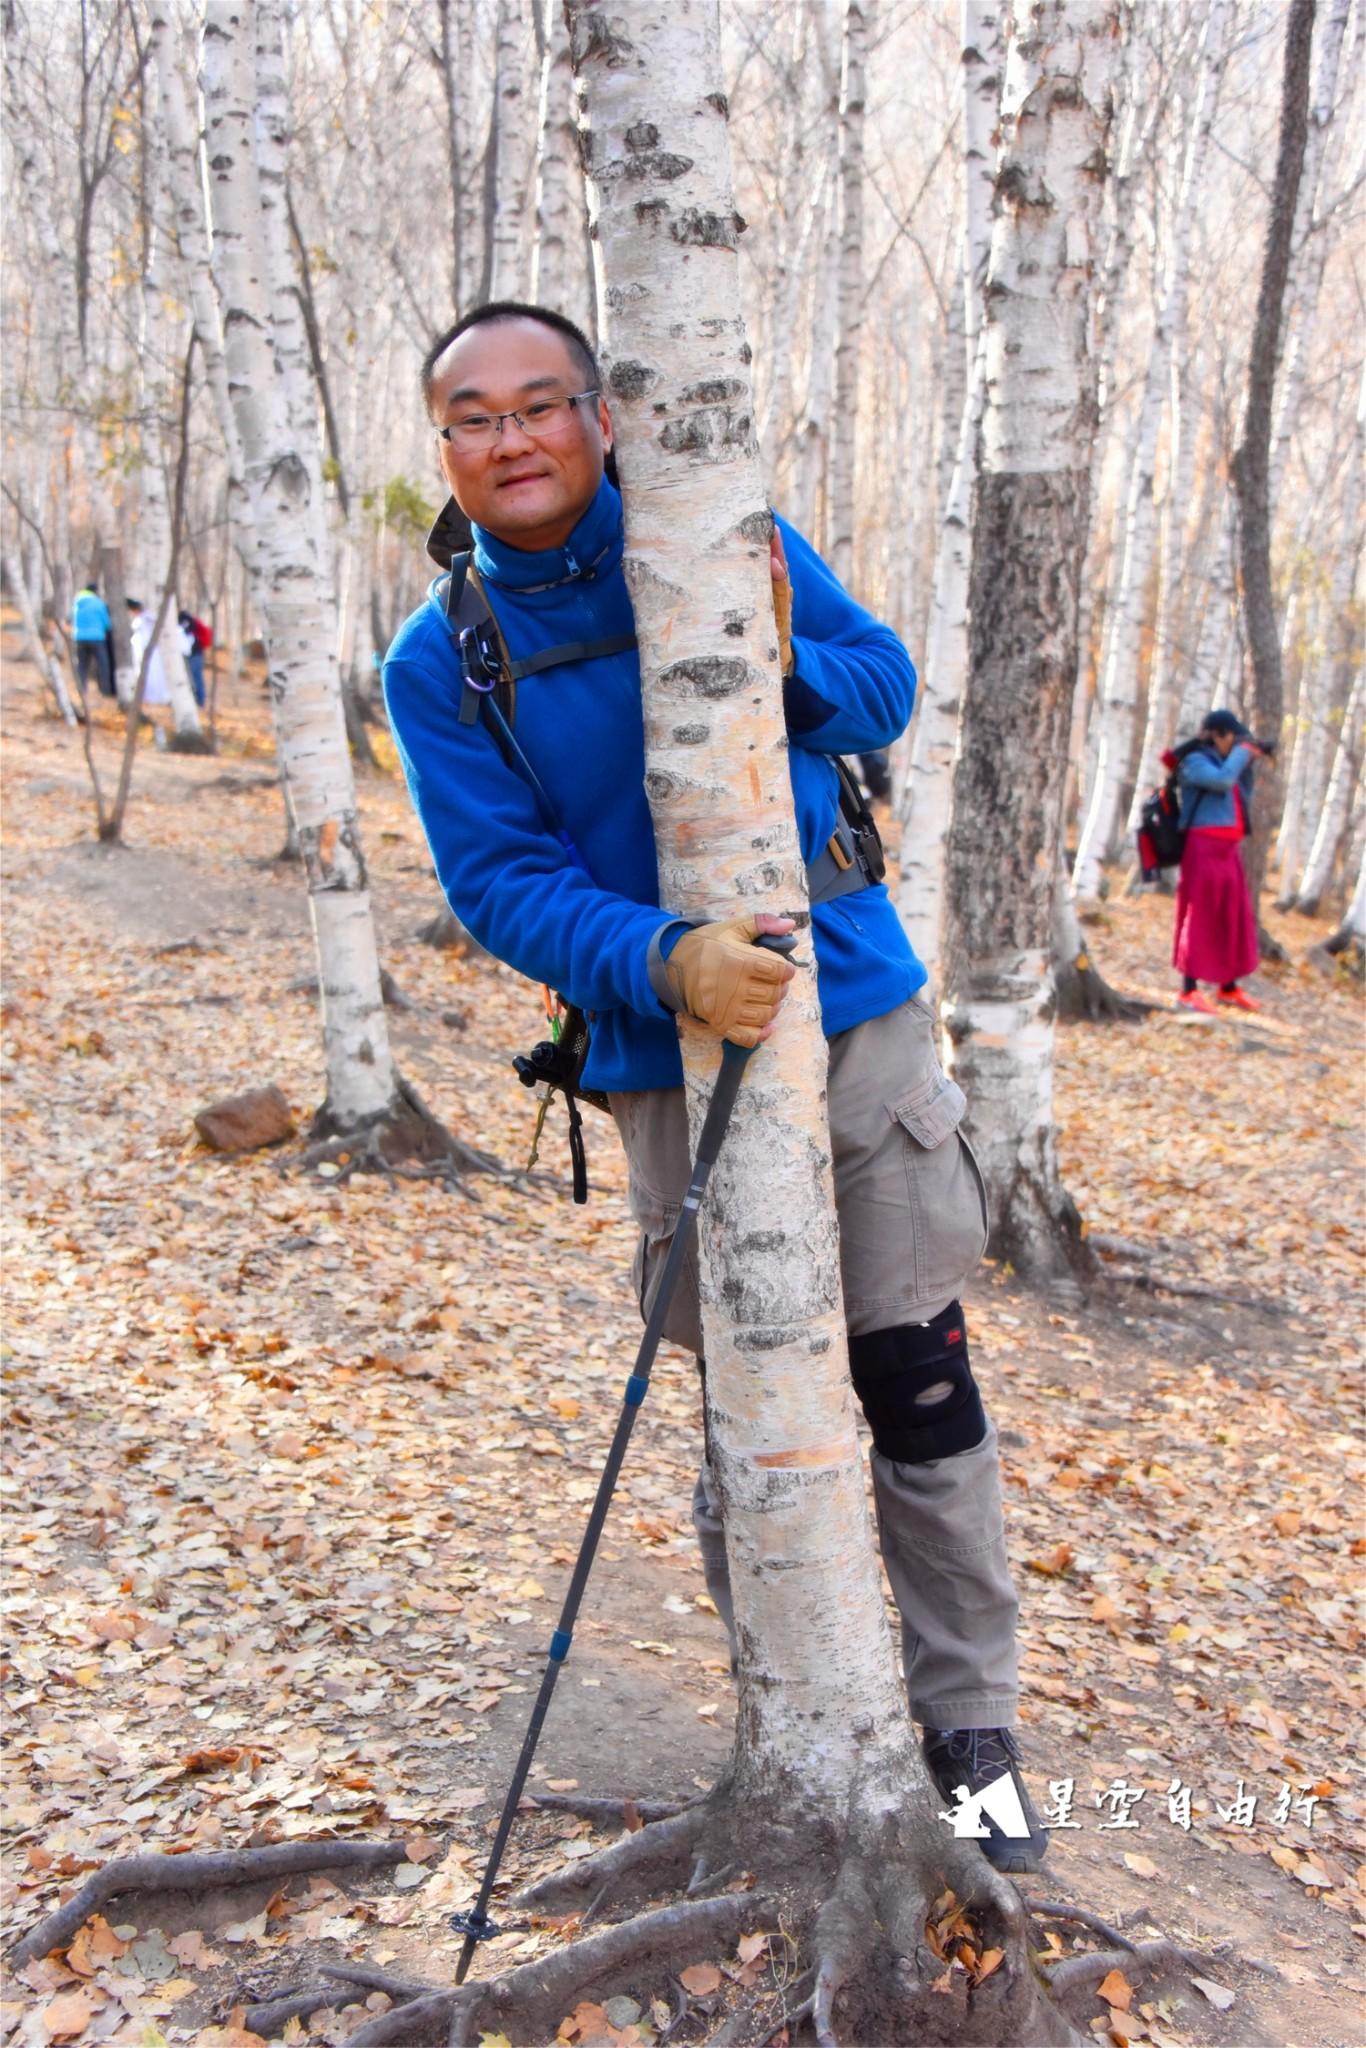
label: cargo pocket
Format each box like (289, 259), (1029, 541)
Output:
(889, 1069), (990, 1302)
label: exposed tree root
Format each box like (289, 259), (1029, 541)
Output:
(1053, 947), (1155, 1022)
(1099, 1260), (1288, 1315)
(165, 729), (217, 755)
(301, 1074), (505, 1189)
(524, 1792), (687, 1827)
(1044, 1937), (1212, 1999)
(344, 1893), (765, 2048)
(517, 1801), (709, 1915)
(11, 1838), (407, 1967)
(240, 1964), (441, 2034)
(1023, 1897), (1137, 1951)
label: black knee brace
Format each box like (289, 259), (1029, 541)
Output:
(848, 1301), (986, 1462)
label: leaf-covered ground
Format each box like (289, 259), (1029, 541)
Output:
(2, 634), (1362, 2048)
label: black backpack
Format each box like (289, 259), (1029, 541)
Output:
(1136, 740), (1205, 879)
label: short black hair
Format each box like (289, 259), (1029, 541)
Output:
(421, 301), (600, 412)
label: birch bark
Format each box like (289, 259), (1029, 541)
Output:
(1232, 0), (1317, 922)
(488, 0), (536, 301)
(531, 0), (589, 328)
(826, 0), (870, 588)
(135, 99), (207, 749)
(896, 0), (1004, 985)
(1296, 667), (1364, 915)
(562, 11), (1068, 2032)
(942, 0), (1117, 1281)
(1071, 0), (1230, 898)
(201, 0), (398, 1133)
(2, 538), (78, 725)
(570, 0), (903, 1820)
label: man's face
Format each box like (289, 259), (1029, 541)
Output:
(427, 318), (613, 552)
(1212, 730), (1237, 758)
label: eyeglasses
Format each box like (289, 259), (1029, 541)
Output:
(437, 390), (600, 448)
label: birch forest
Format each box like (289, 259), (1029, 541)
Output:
(2, 1), (1364, 2045)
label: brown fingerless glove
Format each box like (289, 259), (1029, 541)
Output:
(664, 915), (793, 1047)
(772, 562), (794, 677)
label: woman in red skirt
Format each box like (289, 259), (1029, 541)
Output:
(1170, 710), (1267, 1013)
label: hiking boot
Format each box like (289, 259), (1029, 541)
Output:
(1177, 989), (1218, 1014)
(922, 1725), (1049, 1875)
(1217, 986), (1260, 1012)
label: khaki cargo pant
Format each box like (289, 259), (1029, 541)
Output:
(608, 994), (1020, 1731)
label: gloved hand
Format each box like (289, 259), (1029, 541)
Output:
(664, 914), (796, 1047)
(771, 527), (793, 677)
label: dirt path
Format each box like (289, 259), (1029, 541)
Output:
(2, 631), (1362, 2048)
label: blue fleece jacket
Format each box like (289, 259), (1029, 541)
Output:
(72, 588), (112, 642)
(1178, 742), (1256, 833)
(383, 476), (924, 1091)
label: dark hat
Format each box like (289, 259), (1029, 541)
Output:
(1201, 708), (1250, 739)
(126, 596), (144, 611)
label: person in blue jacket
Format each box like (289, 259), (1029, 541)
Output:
(384, 302), (1047, 1871)
(72, 581), (115, 700)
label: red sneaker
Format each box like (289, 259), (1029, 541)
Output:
(1217, 987), (1260, 1012)
(1178, 990), (1218, 1014)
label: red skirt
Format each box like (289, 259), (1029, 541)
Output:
(1172, 832), (1259, 984)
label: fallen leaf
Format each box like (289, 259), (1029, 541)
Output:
(975, 1947), (1005, 1981)
(1123, 1853), (1159, 1878)
(679, 1963), (722, 1995)
(1191, 1977), (1234, 2012)
(42, 1989), (100, 2040)
(1097, 1968), (1133, 2010)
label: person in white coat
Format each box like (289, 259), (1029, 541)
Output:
(126, 599), (169, 709)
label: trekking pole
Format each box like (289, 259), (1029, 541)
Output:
(451, 939), (795, 1986)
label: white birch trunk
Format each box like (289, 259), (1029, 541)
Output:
(530, 0), (589, 329)
(3, 538), (78, 724)
(895, 0), (1005, 985)
(488, 0), (536, 302)
(1127, 332), (1202, 834)
(135, 80), (203, 742)
(1072, 0), (1230, 899)
(153, 2), (261, 601)
(569, 0), (908, 1817)
(1268, 0), (1352, 506)
(1178, 496), (1239, 731)
(789, 41), (840, 546)
(202, 0), (397, 1129)
(1296, 666), (1365, 915)
(943, 0), (1117, 1280)
(825, 0), (869, 589)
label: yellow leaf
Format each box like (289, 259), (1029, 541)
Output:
(479, 2035), (514, 2048)
(975, 1947), (1005, 1981)
(1123, 1853), (1159, 1878)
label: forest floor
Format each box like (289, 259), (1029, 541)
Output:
(1, 627), (1363, 2048)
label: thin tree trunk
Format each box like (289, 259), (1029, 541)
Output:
(826, 0), (870, 589)
(1231, 0), (1316, 929)
(530, 0), (589, 328)
(202, 0), (399, 1133)
(1296, 667), (1364, 915)
(1072, 0), (1230, 898)
(943, 0), (1118, 1283)
(3, 539), (78, 724)
(488, 0), (535, 302)
(895, 0), (1004, 985)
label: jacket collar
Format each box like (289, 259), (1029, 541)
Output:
(472, 474), (624, 593)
